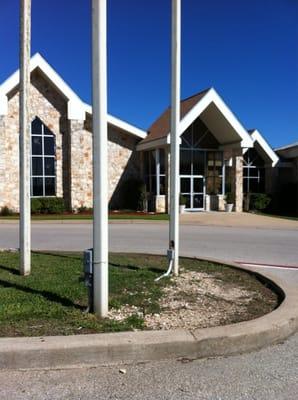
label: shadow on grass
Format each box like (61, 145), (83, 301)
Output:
(0, 264), (19, 275)
(109, 261), (164, 274)
(0, 279), (85, 310)
(32, 251), (82, 261)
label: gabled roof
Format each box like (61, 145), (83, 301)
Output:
(144, 89), (209, 143)
(138, 87), (253, 150)
(248, 129), (279, 167)
(275, 142), (298, 151)
(275, 141), (298, 159)
(0, 53), (146, 139)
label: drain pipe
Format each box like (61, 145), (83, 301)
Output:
(155, 244), (175, 282)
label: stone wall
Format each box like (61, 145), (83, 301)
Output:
(0, 71), (67, 211)
(69, 119), (92, 210)
(233, 150), (243, 212)
(224, 148), (243, 212)
(0, 71), (141, 212)
(68, 118), (141, 210)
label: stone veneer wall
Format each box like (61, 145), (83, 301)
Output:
(69, 115), (141, 210)
(233, 149), (243, 212)
(224, 148), (243, 212)
(0, 71), (141, 212)
(0, 71), (66, 211)
(0, 116), (5, 207)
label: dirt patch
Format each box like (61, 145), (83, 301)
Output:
(108, 267), (278, 330)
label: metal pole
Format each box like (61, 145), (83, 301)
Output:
(19, 0), (31, 276)
(169, 0), (181, 275)
(92, 0), (109, 317)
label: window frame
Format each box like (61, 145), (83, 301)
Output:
(30, 118), (56, 197)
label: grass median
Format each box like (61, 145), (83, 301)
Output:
(0, 252), (279, 337)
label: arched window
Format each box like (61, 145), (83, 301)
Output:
(31, 117), (56, 197)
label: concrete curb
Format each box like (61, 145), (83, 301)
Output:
(1, 218), (297, 230)
(0, 262), (297, 370)
(0, 219), (168, 225)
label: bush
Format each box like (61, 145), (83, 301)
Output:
(179, 194), (187, 206)
(225, 192), (234, 204)
(77, 205), (93, 214)
(0, 206), (14, 216)
(31, 198), (42, 214)
(249, 193), (271, 211)
(31, 197), (65, 214)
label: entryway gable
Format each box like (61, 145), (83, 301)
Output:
(177, 88), (253, 149)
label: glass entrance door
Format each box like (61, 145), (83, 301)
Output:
(180, 176), (205, 210)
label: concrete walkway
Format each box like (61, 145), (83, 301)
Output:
(180, 211), (298, 229)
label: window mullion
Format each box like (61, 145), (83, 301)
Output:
(42, 124), (45, 196)
(156, 149), (160, 196)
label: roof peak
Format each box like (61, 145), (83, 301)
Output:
(181, 88), (212, 103)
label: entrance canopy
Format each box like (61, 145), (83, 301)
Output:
(137, 87), (254, 151)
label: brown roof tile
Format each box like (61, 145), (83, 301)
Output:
(141, 88), (210, 144)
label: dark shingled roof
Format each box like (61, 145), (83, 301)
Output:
(141, 88), (210, 144)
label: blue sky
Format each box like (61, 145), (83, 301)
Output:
(0, 0), (297, 148)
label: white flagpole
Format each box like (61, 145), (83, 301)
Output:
(169, 0), (181, 275)
(92, 0), (109, 316)
(19, 0), (31, 276)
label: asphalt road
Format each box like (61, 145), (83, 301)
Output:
(0, 221), (298, 266)
(0, 221), (297, 399)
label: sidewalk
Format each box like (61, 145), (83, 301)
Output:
(180, 212), (298, 229)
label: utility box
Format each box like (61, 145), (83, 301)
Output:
(83, 248), (93, 275)
(83, 249), (93, 312)
(167, 248), (175, 262)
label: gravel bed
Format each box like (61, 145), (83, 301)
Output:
(107, 268), (266, 330)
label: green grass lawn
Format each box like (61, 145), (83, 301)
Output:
(0, 252), (278, 337)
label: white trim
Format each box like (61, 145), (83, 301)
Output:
(0, 53), (147, 139)
(0, 94), (8, 115)
(137, 137), (169, 151)
(83, 104), (146, 139)
(275, 142), (298, 151)
(250, 129), (279, 167)
(0, 53), (86, 120)
(164, 87), (253, 148)
(107, 114), (146, 139)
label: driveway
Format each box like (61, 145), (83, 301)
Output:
(0, 216), (297, 266)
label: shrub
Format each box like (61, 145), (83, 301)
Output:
(31, 198), (42, 214)
(249, 193), (271, 211)
(77, 205), (93, 214)
(179, 194), (187, 206)
(31, 197), (65, 214)
(225, 192), (234, 204)
(0, 206), (14, 216)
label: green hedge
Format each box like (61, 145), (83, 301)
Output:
(249, 193), (271, 211)
(0, 206), (14, 216)
(31, 197), (65, 214)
